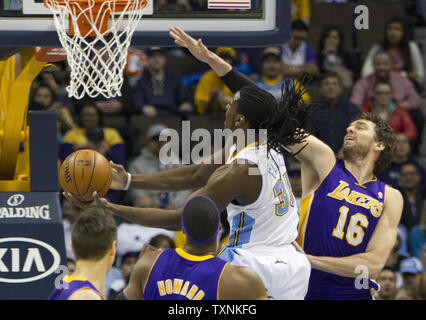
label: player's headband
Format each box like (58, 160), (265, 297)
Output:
(181, 195), (221, 246)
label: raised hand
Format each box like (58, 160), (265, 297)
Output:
(109, 161), (129, 190)
(169, 26), (212, 63)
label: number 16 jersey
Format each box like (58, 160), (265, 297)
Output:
(297, 158), (386, 300)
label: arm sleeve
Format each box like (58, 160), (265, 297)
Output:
(219, 68), (255, 94)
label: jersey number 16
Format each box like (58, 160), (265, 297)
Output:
(332, 206), (369, 246)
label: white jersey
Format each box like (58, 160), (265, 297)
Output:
(223, 142), (299, 251)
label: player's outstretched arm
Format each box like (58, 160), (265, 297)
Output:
(170, 26), (232, 77)
(66, 161), (258, 231)
(218, 265), (269, 300)
(306, 186), (403, 279)
(170, 27), (253, 93)
(109, 148), (224, 191)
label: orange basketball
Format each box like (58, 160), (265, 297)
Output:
(59, 149), (112, 203)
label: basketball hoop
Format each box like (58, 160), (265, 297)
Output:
(43, 0), (148, 99)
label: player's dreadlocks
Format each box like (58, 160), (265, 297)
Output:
(236, 79), (312, 156)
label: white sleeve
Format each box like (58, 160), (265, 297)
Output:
(361, 44), (380, 78)
(409, 41), (424, 81)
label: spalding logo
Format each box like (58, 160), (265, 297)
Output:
(0, 237), (61, 283)
(6, 194), (25, 207)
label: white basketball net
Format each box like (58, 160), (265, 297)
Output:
(44, 0), (147, 99)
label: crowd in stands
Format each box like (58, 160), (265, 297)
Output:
(26, 1), (426, 299)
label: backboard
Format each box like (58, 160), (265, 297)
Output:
(0, 0), (291, 47)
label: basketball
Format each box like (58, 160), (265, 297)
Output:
(59, 149), (112, 203)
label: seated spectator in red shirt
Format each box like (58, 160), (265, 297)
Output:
(351, 50), (424, 154)
(360, 81), (417, 141)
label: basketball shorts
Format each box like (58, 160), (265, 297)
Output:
(219, 244), (311, 300)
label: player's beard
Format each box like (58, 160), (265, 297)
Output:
(342, 142), (370, 163)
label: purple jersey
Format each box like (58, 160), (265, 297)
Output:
(48, 275), (104, 300)
(144, 248), (228, 300)
(297, 159), (385, 300)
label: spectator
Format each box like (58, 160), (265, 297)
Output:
(398, 161), (426, 232)
(107, 251), (139, 300)
(29, 84), (77, 143)
(350, 50), (423, 153)
(316, 25), (356, 90)
(291, 0), (310, 26)
(254, 47), (310, 101)
(194, 47), (237, 115)
(149, 234), (176, 249)
(360, 81), (417, 141)
(132, 47), (193, 117)
(306, 72), (361, 154)
(395, 285), (420, 300)
(115, 223), (175, 265)
(34, 65), (76, 115)
(351, 50), (422, 110)
(399, 257), (424, 299)
(361, 17), (424, 92)
(409, 205), (426, 258)
(127, 124), (192, 209)
(376, 267), (397, 300)
(128, 124), (191, 209)
(378, 132), (426, 190)
(281, 20), (319, 79)
(59, 104), (126, 166)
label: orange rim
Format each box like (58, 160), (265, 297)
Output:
(44, 0), (148, 37)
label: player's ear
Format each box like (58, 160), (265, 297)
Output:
(109, 240), (117, 256)
(235, 113), (247, 128)
(71, 242), (75, 255)
(375, 141), (385, 152)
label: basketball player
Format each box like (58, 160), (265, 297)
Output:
(295, 114), (402, 299)
(48, 207), (117, 300)
(117, 196), (268, 300)
(174, 28), (403, 300)
(64, 33), (313, 299)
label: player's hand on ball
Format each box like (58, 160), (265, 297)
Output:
(109, 161), (129, 190)
(63, 191), (109, 210)
(169, 26), (211, 63)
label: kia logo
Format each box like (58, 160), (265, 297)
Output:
(0, 238), (61, 283)
(7, 194), (25, 207)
